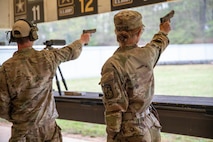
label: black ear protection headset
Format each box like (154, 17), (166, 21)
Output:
(9, 19), (38, 43)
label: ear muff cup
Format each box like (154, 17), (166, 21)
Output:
(20, 19), (38, 41)
(9, 31), (16, 43)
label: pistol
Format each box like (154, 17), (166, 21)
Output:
(83, 29), (96, 34)
(82, 29), (96, 45)
(160, 10), (175, 23)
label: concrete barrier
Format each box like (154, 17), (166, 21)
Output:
(0, 44), (213, 79)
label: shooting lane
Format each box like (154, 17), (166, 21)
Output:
(0, 0), (213, 140)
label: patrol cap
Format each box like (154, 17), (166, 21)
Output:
(12, 20), (31, 38)
(114, 10), (144, 31)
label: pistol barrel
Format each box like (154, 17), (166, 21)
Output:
(160, 10), (175, 23)
(83, 29), (96, 34)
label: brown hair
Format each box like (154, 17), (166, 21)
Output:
(115, 26), (143, 43)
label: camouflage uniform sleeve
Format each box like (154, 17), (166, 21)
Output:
(44, 40), (83, 67)
(143, 31), (169, 67)
(151, 31), (169, 53)
(64, 40), (83, 60)
(100, 65), (128, 139)
(0, 66), (11, 121)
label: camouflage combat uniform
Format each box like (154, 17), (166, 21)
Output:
(0, 40), (82, 142)
(100, 32), (169, 142)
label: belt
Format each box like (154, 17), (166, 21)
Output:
(123, 108), (150, 121)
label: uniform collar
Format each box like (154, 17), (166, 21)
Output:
(14, 47), (33, 55)
(117, 44), (138, 51)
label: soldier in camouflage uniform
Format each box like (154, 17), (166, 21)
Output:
(0, 19), (90, 142)
(100, 10), (171, 142)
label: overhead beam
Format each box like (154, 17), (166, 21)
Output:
(0, 0), (174, 29)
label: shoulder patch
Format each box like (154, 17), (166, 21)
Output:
(103, 84), (114, 99)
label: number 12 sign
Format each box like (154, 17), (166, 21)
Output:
(57, 0), (97, 20)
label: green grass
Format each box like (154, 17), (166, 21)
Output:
(56, 119), (106, 137)
(57, 77), (101, 93)
(54, 64), (213, 97)
(154, 64), (213, 97)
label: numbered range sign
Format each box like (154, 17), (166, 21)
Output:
(111, 0), (167, 11)
(14, 0), (44, 23)
(57, 0), (97, 20)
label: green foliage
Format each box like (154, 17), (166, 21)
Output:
(0, 30), (7, 45)
(206, 21), (213, 40)
(0, 0), (212, 45)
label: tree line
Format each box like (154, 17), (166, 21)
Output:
(0, 0), (212, 46)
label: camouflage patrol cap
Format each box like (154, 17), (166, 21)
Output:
(114, 10), (144, 31)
